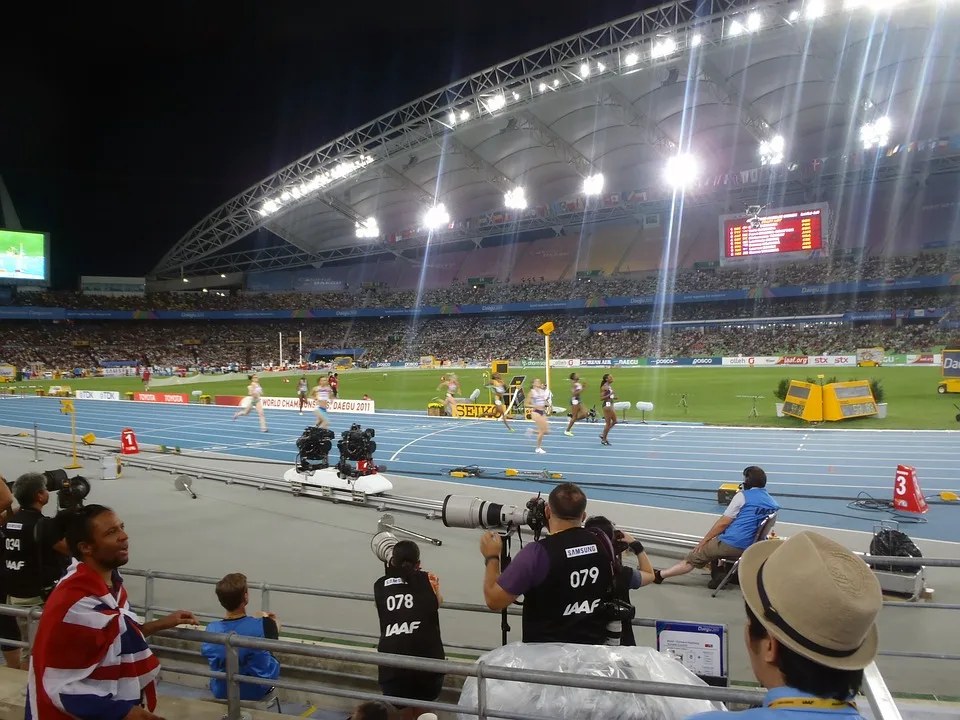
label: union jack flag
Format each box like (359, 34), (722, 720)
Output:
(26, 562), (160, 719)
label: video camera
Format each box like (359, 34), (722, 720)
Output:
(295, 426), (335, 472)
(336, 424), (378, 480)
(442, 493), (547, 540)
(43, 470), (90, 511)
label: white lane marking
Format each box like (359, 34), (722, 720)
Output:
(389, 422), (483, 462)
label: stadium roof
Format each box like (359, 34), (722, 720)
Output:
(151, 0), (960, 280)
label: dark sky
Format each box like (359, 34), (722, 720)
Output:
(2, 0), (655, 288)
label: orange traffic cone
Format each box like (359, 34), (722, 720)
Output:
(893, 464), (928, 515)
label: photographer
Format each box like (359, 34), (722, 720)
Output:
(0, 476), (20, 668)
(583, 515), (656, 646)
(480, 482), (613, 645)
(4, 472), (71, 667)
(373, 540), (445, 720)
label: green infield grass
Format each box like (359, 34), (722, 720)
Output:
(3, 366), (957, 430)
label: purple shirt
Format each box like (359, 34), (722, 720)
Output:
(498, 542), (643, 595)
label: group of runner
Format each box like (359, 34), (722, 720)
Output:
(233, 372), (341, 432)
(440, 371), (618, 453)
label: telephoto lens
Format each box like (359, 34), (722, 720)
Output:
(441, 495), (528, 530)
(371, 531), (398, 564)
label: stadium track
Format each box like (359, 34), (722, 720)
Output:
(1, 395), (958, 543)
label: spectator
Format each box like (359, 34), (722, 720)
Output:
(350, 700), (401, 720)
(0, 476), (21, 668)
(27, 504), (198, 720)
(655, 466), (779, 589)
(689, 531), (882, 720)
(481, 483), (615, 644)
(373, 541), (445, 720)
(4, 473), (70, 668)
(201, 572), (281, 702)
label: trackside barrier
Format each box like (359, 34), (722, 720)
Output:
(0, 601), (903, 720)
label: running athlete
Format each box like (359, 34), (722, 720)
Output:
(600, 373), (617, 446)
(297, 375), (309, 415)
(234, 374), (268, 432)
(438, 373), (460, 417)
(312, 376), (331, 429)
(487, 373), (514, 432)
(564, 372), (587, 437)
(528, 378), (550, 454)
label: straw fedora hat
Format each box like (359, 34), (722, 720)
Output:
(739, 530), (882, 671)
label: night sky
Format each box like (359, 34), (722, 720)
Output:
(2, 0), (656, 289)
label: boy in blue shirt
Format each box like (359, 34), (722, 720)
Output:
(690, 531), (882, 720)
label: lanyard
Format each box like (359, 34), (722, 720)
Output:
(769, 697), (859, 711)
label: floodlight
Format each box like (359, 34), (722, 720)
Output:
(424, 204), (451, 230)
(652, 38), (677, 59)
(789, 9), (800, 20)
(759, 135), (785, 165)
(582, 173), (604, 196)
(860, 117), (892, 149)
(580, 62), (590, 78)
(460, 110), (470, 122)
(747, 11), (762, 31)
(220, 274), (226, 278)
(624, 51), (639, 67)
(448, 111), (457, 125)
(539, 82), (548, 93)
(486, 94), (506, 113)
(597, 61), (606, 72)
(504, 187), (527, 210)
(728, 20), (744, 36)
(664, 153), (699, 188)
(356, 217), (380, 239)
(691, 33), (702, 46)
(805, 0), (825, 19)
(512, 91), (520, 100)
(552, 79), (560, 88)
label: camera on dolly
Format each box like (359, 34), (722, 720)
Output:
(295, 426), (336, 472)
(42, 469), (91, 511)
(336, 423), (378, 480)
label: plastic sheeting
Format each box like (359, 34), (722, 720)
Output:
(457, 643), (727, 720)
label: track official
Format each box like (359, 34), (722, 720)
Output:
(481, 482), (614, 645)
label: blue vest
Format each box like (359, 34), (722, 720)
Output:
(201, 616), (280, 701)
(719, 488), (780, 550)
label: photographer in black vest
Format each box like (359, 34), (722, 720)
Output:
(481, 482), (614, 645)
(4, 473), (70, 667)
(373, 540), (445, 720)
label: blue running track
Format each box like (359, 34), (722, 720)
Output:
(1, 396), (958, 542)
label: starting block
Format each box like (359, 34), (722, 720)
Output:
(158, 445), (182, 455)
(81, 433), (97, 445)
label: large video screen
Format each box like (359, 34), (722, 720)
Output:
(0, 229), (49, 283)
(719, 203), (828, 264)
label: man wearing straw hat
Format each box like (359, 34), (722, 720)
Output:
(691, 530), (882, 720)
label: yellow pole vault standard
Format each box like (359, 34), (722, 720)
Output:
(537, 321), (555, 403)
(60, 399), (82, 469)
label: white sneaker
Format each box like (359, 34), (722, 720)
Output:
(564, 430), (573, 437)
(535, 447), (546, 454)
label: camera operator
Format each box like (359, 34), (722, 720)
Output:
(0, 475), (21, 668)
(480, 482), (614, 645)
(583, 515), (656, 646)
(4, 472), (71, 667)
(373, 540), (445, 720)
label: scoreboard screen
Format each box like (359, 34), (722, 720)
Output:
(719, 203), (828, 263)
(0, 229), (49, 284)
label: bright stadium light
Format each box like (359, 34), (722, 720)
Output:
(728, 20), (744, 36)
(651, 37), (677, 59)
(423, 203), (451, 230)
(624, 51), (639, 67)
(747, 11), (762, 31)
(789, 9), (800, 20)
(759, 135), (785, 165)
(580, 62), (591, 78)
(664, 153), (700, 188)
(805, 0), (825, 19)
(504, 187), (527, 210)
(485, 94), (506, 113)
(691, 33), (702, 46)
(860, 116), (892, 149)
(448, 111), (457, 125)
(583, 173), (605, 196)
(355, 217), (380, 239)
(460, 110), (470, 122)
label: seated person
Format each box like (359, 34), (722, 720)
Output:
(655, 466), (779, 589)
(690, 531), (882, 719)
(201, 572), (281, 701)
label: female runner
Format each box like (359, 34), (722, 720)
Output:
(600, 373), (617, 445)
(438, 373), (460, 418)
(312, 376), (331, 429)
(487, 373), (514, 432)
(528, 378), (550, 454)
(234, 374), (268, 432)
(564, 372), (587, 437)
(297, 375), (309, 415)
